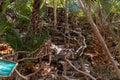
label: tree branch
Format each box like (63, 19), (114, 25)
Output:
(66, 59), (96, 80)
(77, 0), (120, 78)
(15, 69), (28, 80)
(112, 20), (120, 25)
(53, 0), (57, 28)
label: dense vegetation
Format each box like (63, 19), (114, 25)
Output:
(0, 0), (120, 80)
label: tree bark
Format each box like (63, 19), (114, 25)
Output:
(30, 0), (41, 34)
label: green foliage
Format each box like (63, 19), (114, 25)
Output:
(0, 14), (12, 35)
(27, 29), (49, 51)
(100, 0), (112, 14)
(17, 14), (30, 22)
(93, 0), (120, 15)
(47, 0), (65, 7)
(91, 0), (120, 25)
(4, 29), (23, 51)
(2, 0), (10, 13)
(0, 0), (49, 52)
(12, 0), (33, 15)
(111, 0), (120, 14)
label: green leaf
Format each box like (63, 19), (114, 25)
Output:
(28, 29), (49, 51)
(17, 14), (30, 22)
(4, 29), (23, 50)
(13, 0), (32, 15)
(2, 0), (10, 13)
(0, 15), (12, 35)
(47, 0), (65, 7)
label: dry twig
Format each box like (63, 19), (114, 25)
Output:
(77, 0), (120, 78)
(65, 58), (96, 80)
(15, 69), (28, 80)
(53, 0), (57, 28)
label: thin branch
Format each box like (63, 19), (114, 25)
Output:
(55, 29), (80, 45)
(66, 59), (96, 80)
(53, 0), (57, 28)
(15, 69), (28, 80)
(2, 51), (29, 59)
(65, 0), (70, 47)
(69, 29), (87, 55)
(62, 75), (70, 80)
(17, 57), (39, 62)
(26, 67), (42, 77)
(77, 0), (120, 78)
(79, 57), (89, 80)
(112, 20), (120, 24)
(17, 53), (49, 62)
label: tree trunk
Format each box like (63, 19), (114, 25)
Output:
(30, 0), (41, 34)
